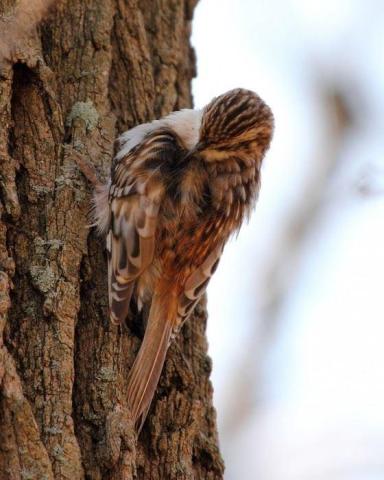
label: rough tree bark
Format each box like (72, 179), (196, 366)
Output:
(0, 1), (224, 479)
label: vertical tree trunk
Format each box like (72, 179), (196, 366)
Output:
(0, 1), (224, 478)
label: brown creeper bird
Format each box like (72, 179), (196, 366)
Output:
(93, 88), (274, 431)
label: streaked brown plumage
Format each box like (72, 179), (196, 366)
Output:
(93, 88), (274, 432)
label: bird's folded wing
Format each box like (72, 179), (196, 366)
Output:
(107, 129), (180, 324)
(174, 243), (224, 334)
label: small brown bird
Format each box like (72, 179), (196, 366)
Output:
(93, 88), (274, 431)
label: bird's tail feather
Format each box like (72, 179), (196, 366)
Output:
(127, 292), (176, 432)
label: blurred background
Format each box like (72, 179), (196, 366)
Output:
(192, 0), (384, 478)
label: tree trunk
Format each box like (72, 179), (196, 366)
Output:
(0, 1), (224, 479)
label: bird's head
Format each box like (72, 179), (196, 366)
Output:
(194, 88), (274, 163)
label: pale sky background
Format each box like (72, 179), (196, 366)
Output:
(192, 1), (384, 478)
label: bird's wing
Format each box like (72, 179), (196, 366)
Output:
(107, 129), (180, 324)
(174, 243), (224, 334)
